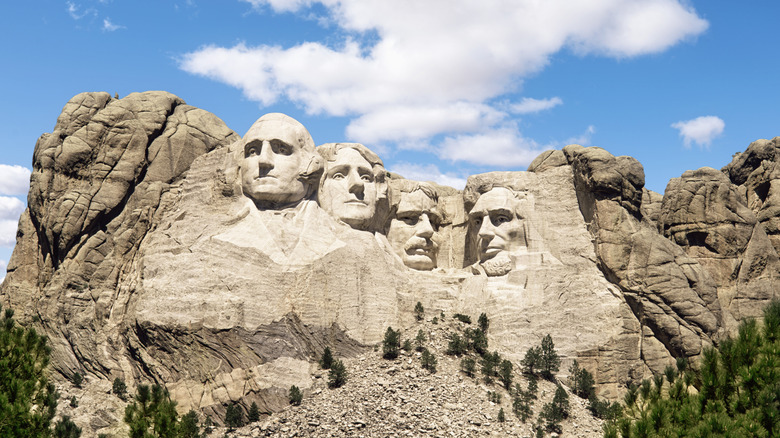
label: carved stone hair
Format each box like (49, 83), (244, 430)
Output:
(316, 142), (388, 188)
(387, 179), (439, 212)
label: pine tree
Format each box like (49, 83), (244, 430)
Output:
(521, 346), (541, 375)
(421, 348), (437, 373)
(124, 384), (179, 438)
(53, 415), (82, 438)
(178, 410), (200, 438)
(569, 360), (595, 399)
(224, 403), (244, 431)
(382, 327), (401, 359)
(0, 304), (59, 437)
(498, 407), (506, 423)
(328, 359), (347, 388)
(539, 334), (560, 380)
(112, 377), (127, 401)
(319, 347), (334, 370)
(414, 302), (425, 321)
(461, 357), (476, 377)
(499, 359), (513, 390)
(289, 385), (302, 406)
(540, 384), (569, 433)
(415, 329), (426, 352)
(478, 312), (489, 333)
(247, 402), (260, 423)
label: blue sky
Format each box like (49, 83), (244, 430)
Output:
(1, 1), (779, 279)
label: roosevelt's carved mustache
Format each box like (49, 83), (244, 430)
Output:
(404, 236), (437, 253)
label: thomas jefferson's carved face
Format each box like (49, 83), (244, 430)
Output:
(469, 187), (526, 264)
(319, 148), (378, 229)
(387, 190), (440, 270)
(240, 119), (307, 207)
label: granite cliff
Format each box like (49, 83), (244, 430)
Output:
(1, 91), (777, 434)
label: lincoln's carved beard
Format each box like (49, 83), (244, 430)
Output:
(480, 253), (514, 277)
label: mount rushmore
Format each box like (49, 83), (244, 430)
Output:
(1, 90), (778, 418)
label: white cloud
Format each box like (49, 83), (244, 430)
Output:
(671, 116), (725, 148)
(0, 165), (31, 196)
(181, 0), (707, 166)
(66, 1), (96, 20)
(103, 18), (124, 31)
(438, 127), (547, 168)
(0, 196), (25, 248)
(509, 97), (563, 114)
(0, 259), (6, 285)
(389, 163), (466, 189)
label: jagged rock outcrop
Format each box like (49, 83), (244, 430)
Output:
(2, 92), (779, 435)
(533, 145), (723, 376)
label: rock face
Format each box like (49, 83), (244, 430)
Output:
(2, 91), (778, 433)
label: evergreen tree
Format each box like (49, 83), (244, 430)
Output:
(569, 360), (595, 399)
(480, 351), (501, 384)
(604, 299), (780, 437)
(70, 372), (83, 388)
(497, 407), (506, 423)
(124, 384), (179, 438)
(288, 385), (302, 406)
(382, 327), (401, 359)
(415, 329), (426, 352)
(499, 359), (514, 390)
(247, 402), (260, 423)
(224, 403), (244, 431)
(453, 313), (472, 324)
(478, 312), (489, 333)
(69, 396), (78, 408)
(402, 339), (413, 352)
(178, 410), (200, 438)
(465, 327), (488, 356)
(0, 304), (59, 437)
(540, 384), (569, 434)
(53, 415), (81, 438)
(328, 359), (347, 388)
(112, 377), (127, 401)
(421, 348), (437, 373)
(446, 333), (467, 356)
(414, 302), (425, 321)
(539, 334), (560, 380)
(461, 357), (476, 377)
(521, 346), (541, 375)
(319, 347), (333, 370)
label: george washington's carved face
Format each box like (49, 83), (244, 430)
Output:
(387, 190), (441, 270)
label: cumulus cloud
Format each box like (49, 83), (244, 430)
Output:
(103, 18), (124, 31)
(438, 127), (547, 167)
(0, 196), (25, 248)
(0, 165), (31, 196)
(671, 116), (725, 148)
(66, 1), (96, 20)
(564, 125), (597, 147)
(509, 97), (563, 114)
(182, 0), (707, 165)
(389, 163), (466, 189)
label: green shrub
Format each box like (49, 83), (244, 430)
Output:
(0, 304), (59, 437)
(421, 348), (437, 373)
(70, 395), (78, 408)
(402, 339), (413, 352)
(414, 302), (424, 321)
(247, 402), (260, 423)
(319, 347), (334, 370)
(488, 390), (502, 403)
(461, 357), (476, 377)
(382, 327), (401, 359)
(53, 415), (82, 438)
(224, 403), (244, 431)
(328, 359), (347, 388)
(453, 313), (472, 324)
(498, 407), (506, 423)
(112, 377), (128, 401)
(289, 385), (302, 406)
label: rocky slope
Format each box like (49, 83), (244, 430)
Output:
(2, 91), (779, 435)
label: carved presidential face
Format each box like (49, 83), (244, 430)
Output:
(319, 148), (379, 229)
(387, 190), (440, 270)
(240, 118), (308, 207)
(469, 187), (526, 265)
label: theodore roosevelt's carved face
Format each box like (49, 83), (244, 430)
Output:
(387, 189), (441, 270)
(319, 147), (379, 229)
(240, 114), (315, 208)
